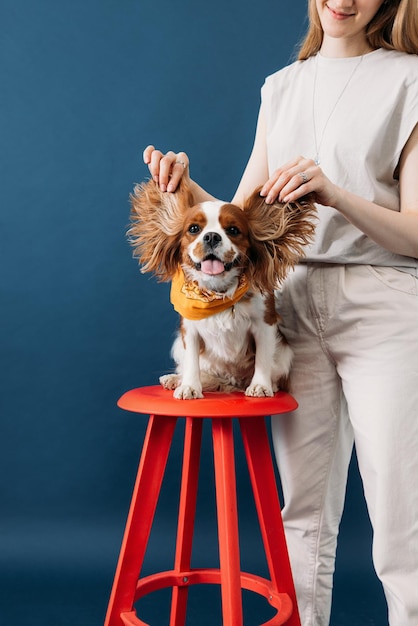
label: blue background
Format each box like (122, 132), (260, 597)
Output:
(1, 1), (386, 624)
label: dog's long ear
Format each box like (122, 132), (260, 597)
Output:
(243, 187), (316, 291)
(128, 178), (195, 281)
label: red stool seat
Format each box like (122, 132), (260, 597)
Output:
(105, 386), (301, 626)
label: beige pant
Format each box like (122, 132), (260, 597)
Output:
(272, 263), (418, 626)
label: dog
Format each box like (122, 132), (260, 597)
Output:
(129, 178), (316, 399)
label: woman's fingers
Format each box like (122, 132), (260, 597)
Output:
(158, 151), (178, 189)
(143, 144), (155, 164)
(143, 146), (189, 192)
(278, 164), (315, 202)
(260, 157), (302, 202)
(148, 148), (164, 181)
(167, 152), (189, 192)
(260, 157), (317, 203)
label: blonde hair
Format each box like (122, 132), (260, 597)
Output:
(298, 0), (418, 60)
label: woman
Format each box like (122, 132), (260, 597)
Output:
(144, 0), (418, 623)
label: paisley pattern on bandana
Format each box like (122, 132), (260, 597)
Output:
(170, 267), (249, 320)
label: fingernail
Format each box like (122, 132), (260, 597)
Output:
(167, 183), (174, 192)
(153, 175), (159, 183)
(160, 183), (167, 192)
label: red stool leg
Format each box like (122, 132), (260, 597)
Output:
(169, 417), (203, 626)
(212, 418), (243, 626)
(105, 414), (178, 626)
(239, 417), (301, 626)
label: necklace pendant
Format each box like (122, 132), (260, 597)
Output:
(314, 155), (320, 165)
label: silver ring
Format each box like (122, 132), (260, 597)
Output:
(299, 171), (308, 184)
(175, 160), (186, 169)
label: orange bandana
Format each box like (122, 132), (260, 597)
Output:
(170, 267), (249, 321)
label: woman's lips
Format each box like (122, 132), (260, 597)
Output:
(326, 4), (355, 20)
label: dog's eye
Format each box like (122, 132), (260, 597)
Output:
(188, 224), (201, 235)
(226, 226), (240, 236)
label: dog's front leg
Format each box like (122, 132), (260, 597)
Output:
(174, 321), (203, 399)
(246, 322), (278, 397)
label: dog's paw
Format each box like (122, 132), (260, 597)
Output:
(160, 374), (180, 390)
(245, 383), (274, 398)
(173, 385), (204, 400)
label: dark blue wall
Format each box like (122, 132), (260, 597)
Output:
(1, 1), (385, 624)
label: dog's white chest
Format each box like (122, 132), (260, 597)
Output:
(196, 304), (252, 360)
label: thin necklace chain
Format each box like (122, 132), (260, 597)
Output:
(312, 53), (364, 165)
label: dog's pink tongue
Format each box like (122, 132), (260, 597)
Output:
(201, 259), (225, 275)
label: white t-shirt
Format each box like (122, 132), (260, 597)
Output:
(261, 48), (418, 271)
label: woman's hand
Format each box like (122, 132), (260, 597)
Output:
(143, 145), (190, 193)
(260, 156), (341, 207)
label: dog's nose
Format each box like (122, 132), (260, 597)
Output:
(203, 232), (222, 248)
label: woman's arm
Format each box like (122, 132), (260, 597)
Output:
(331, 123), (418, 259)
(261, 123), (418, 259)
(231, 106), (270, 206)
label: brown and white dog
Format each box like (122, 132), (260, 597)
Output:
(129, 178), (316, 399)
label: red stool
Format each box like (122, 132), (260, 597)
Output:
(105, 386), (301, 626)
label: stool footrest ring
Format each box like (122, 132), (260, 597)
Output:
(120, 568), (292, 626)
